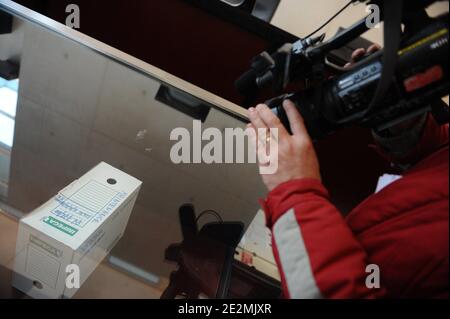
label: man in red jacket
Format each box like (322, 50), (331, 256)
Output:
(247, 50), (449, 298)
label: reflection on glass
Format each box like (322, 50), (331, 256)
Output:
(0, 11), (269, 299)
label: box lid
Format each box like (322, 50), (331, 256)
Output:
(21, 162), (142, 250)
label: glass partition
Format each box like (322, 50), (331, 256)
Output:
(0, 2), (271, 299)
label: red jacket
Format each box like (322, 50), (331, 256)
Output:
(261, 118), (449, 299)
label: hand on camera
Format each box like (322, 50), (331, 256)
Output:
(248, 101), (321, 192)
(345, 44), (423, 136)
(344, 44), (381, 69)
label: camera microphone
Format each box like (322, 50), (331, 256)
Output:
(235, 69), (259, 96)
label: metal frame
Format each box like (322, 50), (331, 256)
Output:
(0, 0), (248, 121)
(0, 9), (13, 34)
(219, 0), (247, 7)
(252, 0), (281, 22)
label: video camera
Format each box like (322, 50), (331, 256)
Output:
(236, 0), (449, 139)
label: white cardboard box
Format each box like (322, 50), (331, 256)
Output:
(12, 162), (142, 299)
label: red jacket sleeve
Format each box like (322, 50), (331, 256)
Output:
(260, 179), (387, 299)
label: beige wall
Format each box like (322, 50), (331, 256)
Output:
(272, 0), (449, 45)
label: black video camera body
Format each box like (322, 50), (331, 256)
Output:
(237, 0), (449, 140)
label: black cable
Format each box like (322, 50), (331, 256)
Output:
(304, 0), (354, 39)
(195, 210), (223, 224)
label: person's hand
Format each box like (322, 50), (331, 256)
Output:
(247, 101), (321, 192)
(346, 45), (427, 138)
(344, 44), (381, 69)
